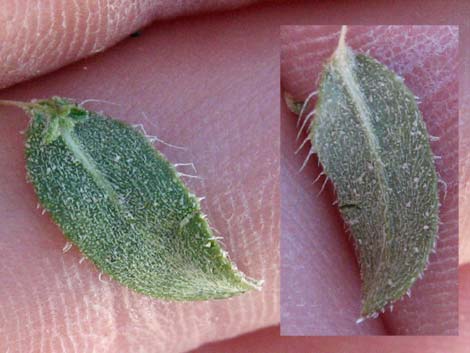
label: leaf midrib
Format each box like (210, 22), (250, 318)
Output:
(333, 48), (392, 293)
(60, 126), (123, 211)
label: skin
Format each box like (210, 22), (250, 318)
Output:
(0, 1), (468, 352)
(0, 0), (260, 89)
(460, 23), (470, 265)
(198, 264), (470, 352)
(281, 26), (459, 335)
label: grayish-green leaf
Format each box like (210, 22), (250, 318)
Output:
(302, 29), (439, 319)
(6, 97), (261, 300)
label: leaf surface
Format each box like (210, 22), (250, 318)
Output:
(25, 97), (260, 300)
(310, 35), (439, 318)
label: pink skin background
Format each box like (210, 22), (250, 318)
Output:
(0, 0), (469, 352)
(281, 25), (459, 336)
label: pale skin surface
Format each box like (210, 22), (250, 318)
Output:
(281, 26), (459, 335)
(0, 1), (468, 352)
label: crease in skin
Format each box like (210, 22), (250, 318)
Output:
(76, 0), (92, 58)
(30, 1), (43, 70)
(58, 270), (78, 352)
(64, 0), (80, 60)
(66, 261), (82, 352)
(32, 282), (46, 352)
(30, 0), (48, 74)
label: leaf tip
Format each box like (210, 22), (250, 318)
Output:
(333, 25), (349, 60)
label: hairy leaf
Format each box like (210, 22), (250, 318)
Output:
(307, 31), (439, 319)
(10, 97), (261, 300)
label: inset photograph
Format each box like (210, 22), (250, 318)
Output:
(281, 25), (458, 336)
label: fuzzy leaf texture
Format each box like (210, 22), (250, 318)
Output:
(309, 39), (439, 318)
(22, 97), (260, 300)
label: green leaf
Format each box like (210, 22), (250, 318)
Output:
(305, 29), (439, 319)
(21, 97), (261, 300)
